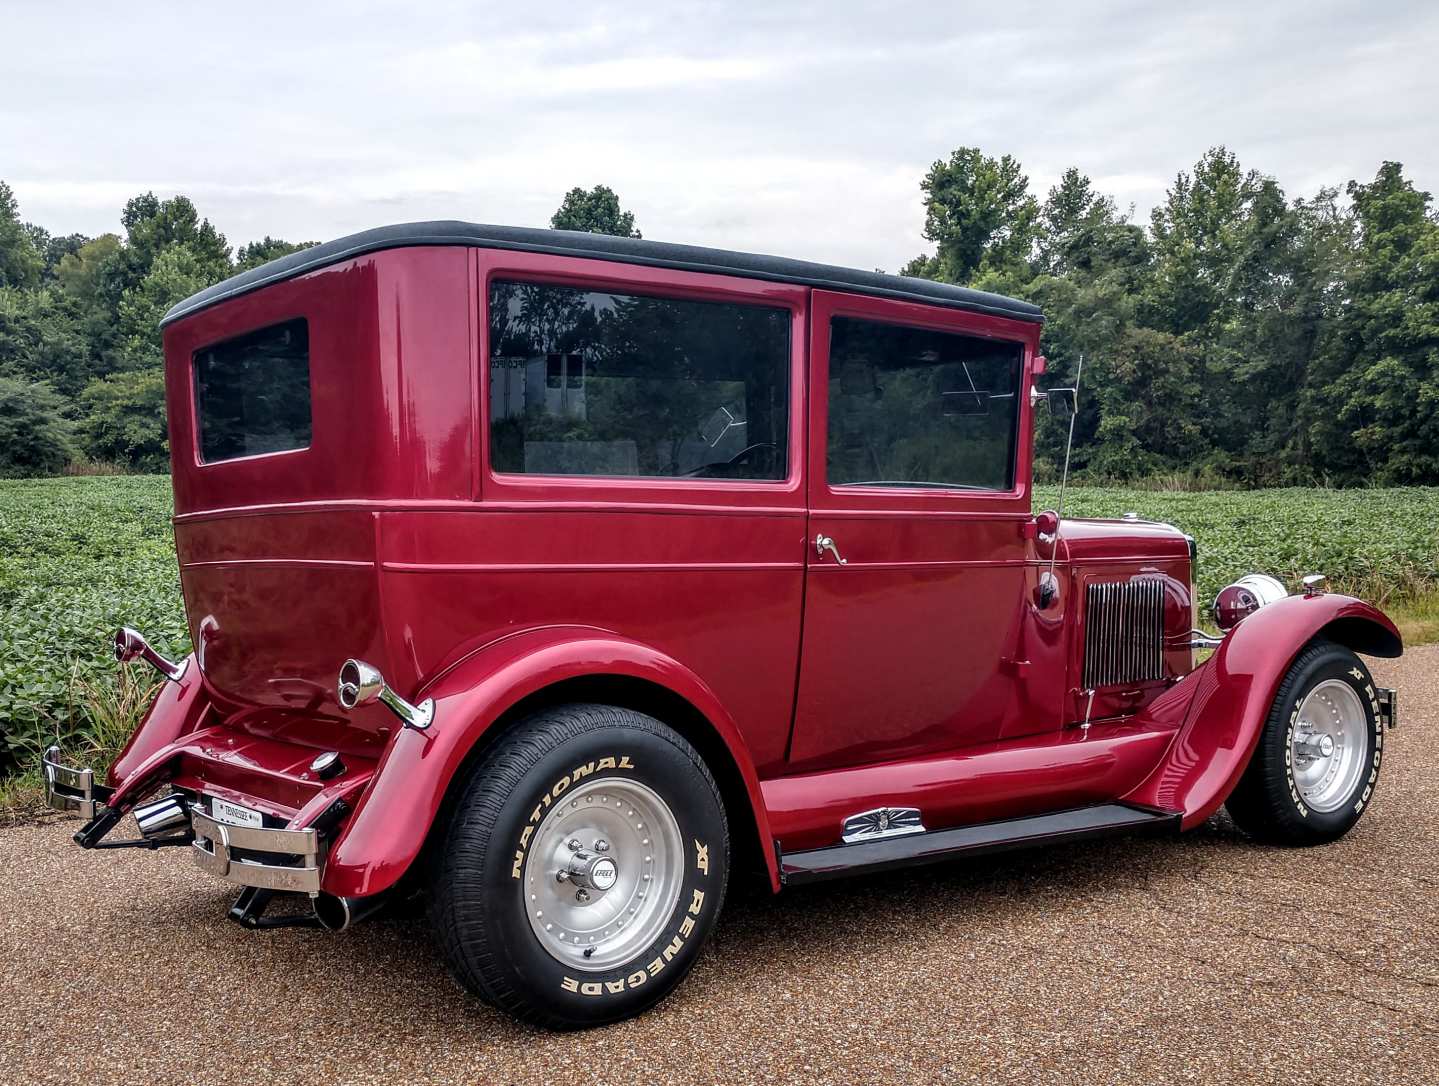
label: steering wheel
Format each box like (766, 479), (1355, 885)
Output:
(686, 442), (778, 478)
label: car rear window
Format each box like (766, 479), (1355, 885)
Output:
(488, 280), (790, 480)
(193, 318), (312, 463)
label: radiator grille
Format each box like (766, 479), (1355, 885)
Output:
(1083, 579), (1166, 688)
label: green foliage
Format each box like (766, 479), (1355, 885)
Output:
(907, 148), (1038, 283)
(1037, 485), (1439, 607)
(116, 245), (214, 368)
(236, 236), (316, 271)
(0, 377), (77, 476)
(906, 147), (1439, 488)
(1303, 163), (1439, 484)
(0, 181), (42, 288)
(0, 285), (93, 396)
(56, 233), (120, 301)
(551, 184), (642, 238)
(0, 477), (188, 769)
(76, 369), (169, 471)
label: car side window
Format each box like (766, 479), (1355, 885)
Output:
(488, 280), (790, 480)
(193, 318), (312, 464)
(826, 316), (1022, 491)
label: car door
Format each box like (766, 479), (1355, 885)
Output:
(787, 289), (1045, 773)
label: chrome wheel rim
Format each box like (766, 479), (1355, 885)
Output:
(523, 777), (684, 973)
(1291, 679), (1368, 813)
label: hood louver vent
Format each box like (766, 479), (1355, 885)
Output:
(1083, 579), (1166, 689)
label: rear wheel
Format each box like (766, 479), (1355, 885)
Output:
(1226, 640), (1384, 845)
(428, 703), (729, 1028)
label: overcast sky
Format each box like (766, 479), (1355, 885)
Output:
(4, 1), (1436, 272)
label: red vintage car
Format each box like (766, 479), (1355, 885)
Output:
(45, 223), (1400, 1028)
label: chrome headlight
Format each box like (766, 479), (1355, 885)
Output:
(1212, 574), (1287, 632)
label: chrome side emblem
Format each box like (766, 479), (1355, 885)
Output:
(841, 806), (925, 844)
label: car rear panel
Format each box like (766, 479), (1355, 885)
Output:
(173, 508), (395, 747)
(161, 245), (476, 754)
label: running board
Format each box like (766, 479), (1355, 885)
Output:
(779, 803), (1181, 886)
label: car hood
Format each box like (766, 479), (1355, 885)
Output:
(1056, 517), (1192, 563)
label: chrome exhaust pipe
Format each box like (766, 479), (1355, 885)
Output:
(313, 892), (389, 932)
(336, 659), (434, 731)
(133, 794), (190, 840)
(113, 626), (188, 682)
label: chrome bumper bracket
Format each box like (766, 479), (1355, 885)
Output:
(191, 809), (323, 894)
(1378, 687), (1397, 730)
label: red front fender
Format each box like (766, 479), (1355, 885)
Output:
(321, 626), (777, 898)
(1124, 593), (1401, 829)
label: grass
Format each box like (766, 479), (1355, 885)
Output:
(0, 476), (1435, 792)
(1387, 591), (1439, 647)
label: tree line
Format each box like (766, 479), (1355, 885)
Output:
(1, 158), (1435, 485)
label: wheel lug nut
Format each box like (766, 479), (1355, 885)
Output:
(575, 888), (590, 903)
(594, 838), (610, 852)
(567, 838), (582, 852)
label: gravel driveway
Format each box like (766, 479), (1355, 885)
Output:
(3, 648), (1435, 1085)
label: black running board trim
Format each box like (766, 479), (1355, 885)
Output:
(779, 803), (1181, 886)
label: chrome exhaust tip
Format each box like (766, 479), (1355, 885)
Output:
(336, 659), (434, 731)
(113, 626), (187, 682)
(313, 892), (388, 932)
(133, 793), (190, 840)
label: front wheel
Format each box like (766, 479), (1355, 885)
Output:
(428, 703), (729, 1028)
(1226, 640), (1384, 845)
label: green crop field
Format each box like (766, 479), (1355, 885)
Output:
(2, 476), (1436, 781)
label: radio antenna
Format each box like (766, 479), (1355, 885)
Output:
(1044, 353), (1083, 602)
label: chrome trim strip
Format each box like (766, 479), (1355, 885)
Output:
(841, 806), (925, 844)
(190, 809), (322, 894)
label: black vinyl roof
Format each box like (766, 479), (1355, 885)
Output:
(161, 221), (1044, 327)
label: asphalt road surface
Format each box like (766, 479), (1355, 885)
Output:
(3, 648), (1435, 1085)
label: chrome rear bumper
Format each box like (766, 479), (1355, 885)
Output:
(190, 809), (323, 894)
(48, 742), (325, 895)
(43, 746), (108, 819)
(1378, 687), (1397, 729)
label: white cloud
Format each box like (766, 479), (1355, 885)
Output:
(1, 0), (1434, 273)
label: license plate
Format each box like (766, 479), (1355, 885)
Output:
(210, 797), (265, 828)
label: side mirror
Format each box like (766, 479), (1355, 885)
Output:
(1030, 386), (1076, 419)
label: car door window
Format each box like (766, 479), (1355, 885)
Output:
(489, 280), (790, 480)
(826, 316), (1022, 491)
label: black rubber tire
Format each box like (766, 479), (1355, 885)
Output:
(1225, 640), (1384, 845)
(428, 704), (729, 1029)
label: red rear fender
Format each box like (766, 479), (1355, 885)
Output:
(1125, 593), (1400, 828)
(106, 657), (209, 789)
(322, 627), (777, 898)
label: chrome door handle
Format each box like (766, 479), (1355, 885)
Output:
(814, 534), (848, 565)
